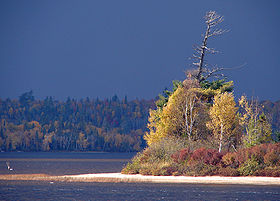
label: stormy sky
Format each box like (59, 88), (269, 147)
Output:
(0, 0), (279, 101)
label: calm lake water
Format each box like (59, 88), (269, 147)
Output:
(0, 152), (280, 201)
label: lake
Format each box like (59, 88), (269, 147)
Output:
(0, 152), (279, 201)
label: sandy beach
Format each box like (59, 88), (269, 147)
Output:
(1, 173), (280, 185)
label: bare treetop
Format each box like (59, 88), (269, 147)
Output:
(190, 11), (227, 83)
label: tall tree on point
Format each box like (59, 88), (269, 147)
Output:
(191, 11), (228, 83)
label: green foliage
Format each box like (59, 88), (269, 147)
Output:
(200, 79), (233, 92)
(155, 80), (182, 109)
(238, 156), (261, 176)
(143, 137), (186, 162)
(121, 152), (142, 174)
(198, 80), (234, 102)
(239, 96), (272, 148)
(272, 131), (280, 142)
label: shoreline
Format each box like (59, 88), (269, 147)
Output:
(1, 173), (280, 185)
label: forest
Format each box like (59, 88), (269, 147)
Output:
(0, 91), (279, 153)
(0, 91), (154, 152)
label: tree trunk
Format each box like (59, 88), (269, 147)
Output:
(219, 123), (223, 153)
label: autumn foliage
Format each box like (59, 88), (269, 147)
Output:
(122, 142), (280, 176)
(0, 92), (154, 152)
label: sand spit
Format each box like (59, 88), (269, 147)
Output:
(1, 173), (280, 185)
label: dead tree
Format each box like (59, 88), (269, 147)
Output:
(191, 11), (227, 83)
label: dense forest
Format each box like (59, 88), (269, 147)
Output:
(0, 91), (154, 152)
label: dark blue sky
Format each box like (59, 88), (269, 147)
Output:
(0, 0), (279, 101)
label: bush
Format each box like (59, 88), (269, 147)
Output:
(171, 148), (192, 164)
(222, 152), (238, 168)
(121, 152), (142, 174)
(254, 167), (280, 177)
(190, 148), (223, 166)
(122, 142), (280, 177)
(139, 165), (153, 175)
(121, 162), (140, 174)
(238, 157), (261, 176)
(217, 167), (240, 176)
(145, 137), (186, 162)
(264, 150), (280, 166)
(186, 162), (217, 176)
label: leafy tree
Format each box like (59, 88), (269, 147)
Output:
(208, 92), (239, 152)
(145, 79), (209, 145)
(239, 96), (272, 147)
(155, 80), (182, 109)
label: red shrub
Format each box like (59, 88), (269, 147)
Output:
(171, 152), (180, 163)
(190, 148), (223, 166)
(171, 148), (192, 163)
(266, 143), (280, 154)
(235, 143), (280, 166)
(264, 150), (280, 166)
(179, 148), (192, 162)
(235, 148), (248, 165)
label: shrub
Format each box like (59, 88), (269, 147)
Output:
(235, 148), (248, 165)
(254, 167), (280, 177)
(139, 166), (153, 175)
(238, 157), (261, 176)
(171, 148), (192, 164)
(190, 148), (223, 166)
(187, 162), (217, 176)
(121, 162), (140, 174)
(151, 166), (173, 176)
(122, 142), (280, 177)
(145, 137), (186, 162)
(264, 150), (280, 166)
(248, 144), (266, 163)
(222, 152), (238, 168)
(217, 167), (240, 176)
(121, 152), (142, 174)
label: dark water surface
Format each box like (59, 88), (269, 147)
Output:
(0, 152), (134, 175)
(0, 152), (279, 201)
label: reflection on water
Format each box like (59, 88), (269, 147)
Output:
(0, 152), (280, 201)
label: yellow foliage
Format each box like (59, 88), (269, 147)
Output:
(145, 85), (209, 145)
(208, 92), (239, 151)
(144, 109), (164, 146)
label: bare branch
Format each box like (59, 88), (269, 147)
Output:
(205, 46), (219, 54)
(188, 11), (235, 83)
(202, 63), (247, 81)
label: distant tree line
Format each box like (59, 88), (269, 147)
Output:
(0, 91), (155, 152)
(0, 90), (279, 152)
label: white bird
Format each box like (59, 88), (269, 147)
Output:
(6, 162), (13, 171)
